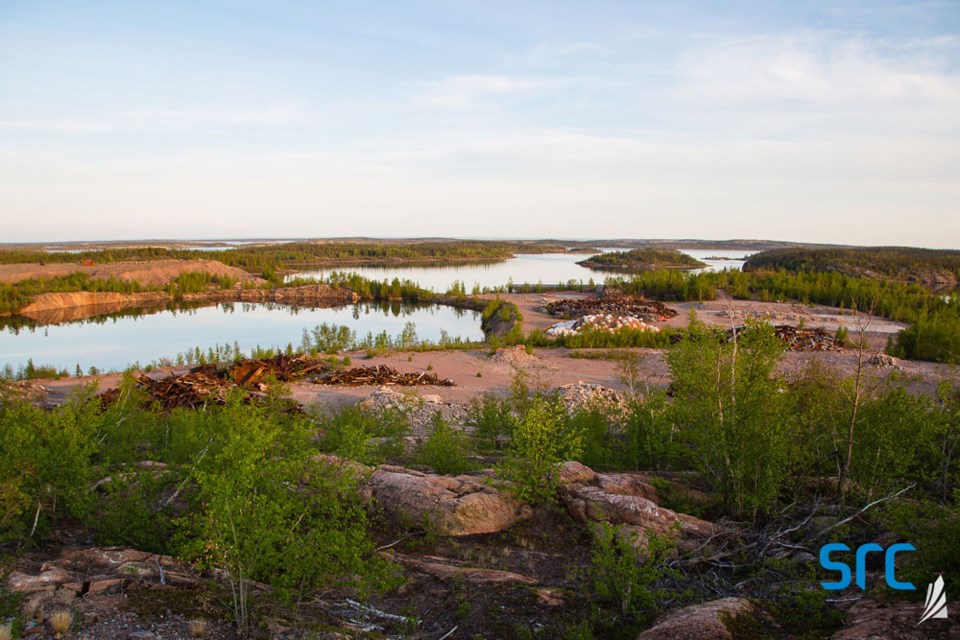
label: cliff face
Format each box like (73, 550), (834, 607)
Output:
(19, 291), (170, 315)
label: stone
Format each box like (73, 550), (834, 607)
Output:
(369, 466), (532, 536)
(6, 567), (72, 593)
(636, 597), (755, 640)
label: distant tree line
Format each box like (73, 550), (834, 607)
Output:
(744, 246), (960, 288)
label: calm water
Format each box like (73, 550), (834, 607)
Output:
(0, 303), (481, 373)
(292, 249), (755, 291)
(683, 249), (754, 273)
(3, 247), (756, 373)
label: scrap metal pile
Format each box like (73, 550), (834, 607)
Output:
(228, 354), (330, 386)
(545, 295), (677, 321)
(726, 324), (845, 352)
(131, 369), (239, 410)
(99, 356), (454, 410)
(314, 364), (454, 387)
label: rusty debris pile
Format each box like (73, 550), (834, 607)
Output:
(227, 353), (330, 386)
(131, 370), (236, 409)
(98, 357), (456, 409)
(726, 324), (845, 352)
(315, 364), (455, 387)
(98, 354), (332, 410)
(545, 295), (677, 321)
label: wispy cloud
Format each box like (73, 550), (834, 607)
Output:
(411, 74), (571, 108)
(670, 31), (960, 134)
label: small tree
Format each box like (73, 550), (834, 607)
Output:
(497, 396), (583, 505)
(591, 522), (677, 622)
(667, 313), (793, 520)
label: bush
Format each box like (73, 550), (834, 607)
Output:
(590, 522), (678, 623)
(414, 414), (475, 475)
(0, 391), (100, 541)
(467, 395), (516, 451)
(305, 323), (356, 354)
(316, 406), (408, 465)
(177, 395), (398, 633)
(892, 314), (960, 364)
(667, 314), (796, 521)
(497, 396), (583, 505)
(883, 494), (960, 596)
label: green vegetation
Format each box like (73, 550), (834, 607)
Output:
(414, 413), (476, 475)
(667, 316), (793, 519)
(890, 312), (960, 364)
(496, 396), (583, 505)
(579, 248), (705, 272)
(590, 522), (678, 625)
(0, 381), (398, 635)
(0, 240), (571, 274)
(0, 273), (145, 314)
(745, 246), (960, 289)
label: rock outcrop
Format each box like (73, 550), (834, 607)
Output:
(831, 596), (958, 639)
(636, 597), (755, 640)
(557, 462), (715, 552)
(5, 547), (198, 596)
(369, 465), (532, 536)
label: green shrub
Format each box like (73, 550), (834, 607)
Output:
(467, 395), (516, 451)
(497, 396), (583, 505)
(414, 414), (475, 475)
(667, 314), (795, 520)
(0, 391), (100, 541)
(316, 406), (408, 465)
(590, 522), (678, 623)
(892, 313), (960, 364)
(178, 396), (398, 633)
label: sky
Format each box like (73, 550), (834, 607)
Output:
(1, 1), (959, 247)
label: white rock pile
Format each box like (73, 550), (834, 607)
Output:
(545, 314), (661, 337)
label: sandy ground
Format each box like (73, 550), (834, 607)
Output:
(495, 291), (905, 346)
(33, 342), (960, 412)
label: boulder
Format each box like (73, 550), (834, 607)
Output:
(6, 567), (72, 593)
(558, 464), (714, 550)
(830, 596), (957, 640)
(389, 552), (538, 585)
(369, 465), (532, 536)
(636, 597), (755, 640)
(556, 461), (598, 485)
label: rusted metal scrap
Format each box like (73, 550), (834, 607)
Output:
(314, 364), (455, 387)
(545, 295), (677, 321)
(133, 370), (235, 410)
(98, 354), (332, 410)
(227, 354), (329, 386)
(725, 324), (845, 352)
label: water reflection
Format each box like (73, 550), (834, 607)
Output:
(291, 249), (754, 292)
(0, 302), (482, 373)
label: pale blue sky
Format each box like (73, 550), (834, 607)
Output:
(1, 1), (959, 246)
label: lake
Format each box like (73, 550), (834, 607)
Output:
(292, 248), (755, 292)
(1, 247), (756, 373)
(0, 302), (482, 374)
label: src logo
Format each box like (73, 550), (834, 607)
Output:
(819, 543), (948, 625)
(819, 542), (916, 591)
